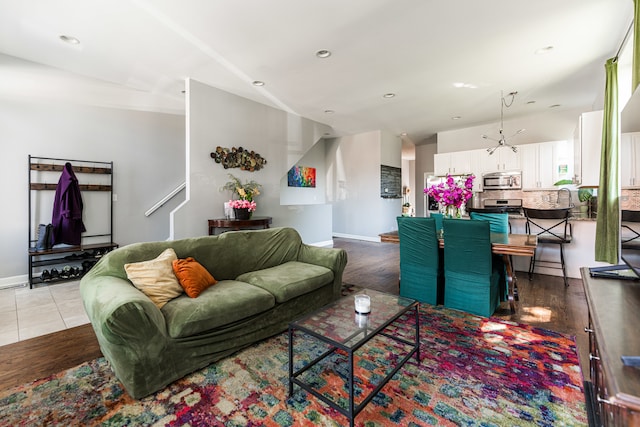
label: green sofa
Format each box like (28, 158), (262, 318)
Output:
(80, 227), (347, 398)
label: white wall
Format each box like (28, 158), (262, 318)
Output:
(171, 79), (334, 245)
(0, 98), (185, 285)
(436, 107), (585, 153)
(280, 138), (326, 206)
(328, 130), (402, 240)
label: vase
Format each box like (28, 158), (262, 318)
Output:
(234, 208), (252, 220)
(445, 205), (461, 219)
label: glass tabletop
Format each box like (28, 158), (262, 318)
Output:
(290, 289), (416, 349)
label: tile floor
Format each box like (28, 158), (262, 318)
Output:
(0, 280), (88, 346)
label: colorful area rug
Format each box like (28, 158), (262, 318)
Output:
(0, 305), (587, 426)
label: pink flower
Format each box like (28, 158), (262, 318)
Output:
(423, 174), (475, 209)
(228, 199), (257, 212)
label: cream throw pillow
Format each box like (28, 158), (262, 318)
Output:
(124, 248), (184, 308)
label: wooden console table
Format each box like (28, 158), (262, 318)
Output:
(581, 267), (640, 426)
(208, 216), (272, 235)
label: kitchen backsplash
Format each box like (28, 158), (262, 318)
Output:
(473, 188), (640, 217)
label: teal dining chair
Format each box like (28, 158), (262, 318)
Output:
(429, 212), (444, 233)
(397, 216), (444, 305)
(442, 218), (501, 317)
(469, 212), (509, 233)
(469, 211), (509, 300)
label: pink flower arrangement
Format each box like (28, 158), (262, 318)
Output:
(228, 199), (257, 212)
(424, 174), (475, 209)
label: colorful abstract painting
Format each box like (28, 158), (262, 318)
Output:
(288, 165), (316, 187)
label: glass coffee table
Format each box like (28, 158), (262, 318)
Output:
(288, 289), (419, 427)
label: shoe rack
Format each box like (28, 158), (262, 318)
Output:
(28, 156), (118, 288)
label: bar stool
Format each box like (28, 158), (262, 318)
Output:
(621, 210), (640, 249)
(523, 207), (572, 287)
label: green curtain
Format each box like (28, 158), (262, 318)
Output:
(595, 58), (620, 264)
(634, 0), (639, 91)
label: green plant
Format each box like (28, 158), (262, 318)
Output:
(553, 179), (574, 186)
(578, 188), (593, 203)
(221, 173), (262, 201)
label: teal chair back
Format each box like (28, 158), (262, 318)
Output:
(442, 219), (501, 317)
(469, 212), (509, 233)
(397, 216), (444, 305)
(469, 211), (509, 300)
(429, 212), (444, 232)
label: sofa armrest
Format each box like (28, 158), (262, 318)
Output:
(80, 275), (167, 348)
(297, 244), (348, 300)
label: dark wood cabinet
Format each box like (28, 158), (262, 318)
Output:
(581, 268), (640, 426)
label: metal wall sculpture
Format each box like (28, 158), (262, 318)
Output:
(210, 146), (267, 171)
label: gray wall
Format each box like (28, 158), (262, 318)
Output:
(414, 138), (437, 216)
(171, 79), (334, 245)
(328, 130), (402, 240)
(0, 98), (185, 286)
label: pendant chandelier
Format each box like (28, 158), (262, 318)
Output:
(482, 91), (525, 155)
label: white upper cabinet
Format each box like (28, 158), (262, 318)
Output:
(434, 151), (472, 176)
(576, 110), (603, 186)
(621, 132), (640, 188)
(480, 147), (521, 173)
(521, 141), (571, 190)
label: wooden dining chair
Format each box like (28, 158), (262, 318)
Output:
(442, 218), (501, 317)
(523, 207), (572, 287)
(397, 216), (444, 305)
(469, 212), (509, 300)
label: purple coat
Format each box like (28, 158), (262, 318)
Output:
(51, 162), (86, 245)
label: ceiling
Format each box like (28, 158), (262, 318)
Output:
(0, 0), (633, 144)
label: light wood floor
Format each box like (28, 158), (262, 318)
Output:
(0, 237), (590, 392)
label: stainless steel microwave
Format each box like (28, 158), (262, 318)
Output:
(483, 171), (522, 190)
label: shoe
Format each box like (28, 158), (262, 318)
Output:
(50, 268), (60, 280)
(61, 266), (72, 279)
(41, 269), (51, 281)
(72, 267), (81, 277)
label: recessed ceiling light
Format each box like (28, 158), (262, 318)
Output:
(324, 109), (334, 114)
(383, 93), (396, 98)
(316, 49), (331, 58)
(252, 80), (265, 86)
(549, 104), (561, 108)
(535, 46), (554, 55)
(451, 116), (462, 120)
(400, 132), (408, 136)
(453, 82), (477, 89)
(59, 35), (80, 45)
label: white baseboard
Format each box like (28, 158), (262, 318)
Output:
(0, 275), (29, 290)
(332, 233), (381, 243)
(309, 240), (334, 248)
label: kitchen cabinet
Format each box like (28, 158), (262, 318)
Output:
(521, 140), (572, 190)
(434, 151), (471, 176)
(480, 147), (521, 173)
(468, 148), (486, 191)
(575, 110), (603, 186)
(620, 132), (640, 188)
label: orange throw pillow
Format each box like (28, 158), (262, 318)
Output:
(172, 257), (217, 298)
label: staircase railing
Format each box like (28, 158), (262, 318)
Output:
(145, 182), (186, 217)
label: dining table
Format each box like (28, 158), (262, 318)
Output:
(438, 232), (538, 314)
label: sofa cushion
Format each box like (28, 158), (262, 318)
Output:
(236, 261), (334, 303)
(172, 257), (217, 298)
(123, 248), (183, 309)
(161, 280), (276, 338)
